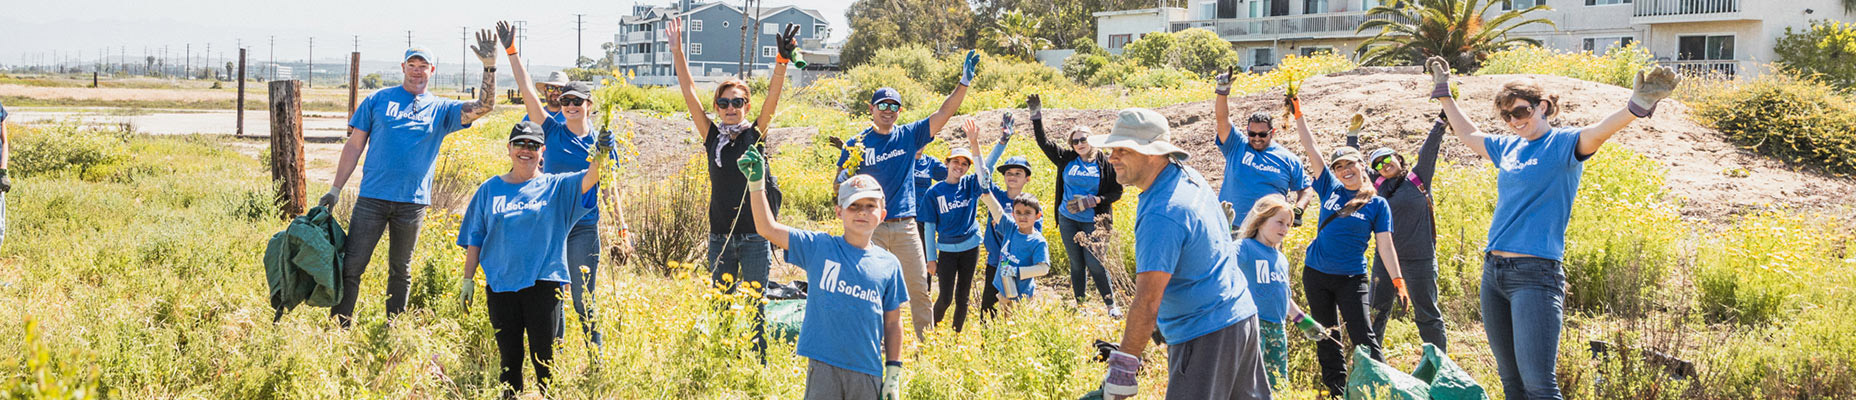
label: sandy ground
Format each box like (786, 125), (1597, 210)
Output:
(7, 107), (350, 138)
(0, 83), (370, 104)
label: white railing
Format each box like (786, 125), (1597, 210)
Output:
(1635, 0), (1739, 17)
(1666, 60), (1738, 78)
(625, 31), (652, 42)
(624, 54), (647, 65)
(1170, 12), (1385, 39)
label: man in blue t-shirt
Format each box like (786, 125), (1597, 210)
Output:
(1088, 108), (1271, 400)
(320, 33), (503, 326)
(1212, 68), (1314, 229)
(833, 50), (978, 340)
(742, 149), (908, 399)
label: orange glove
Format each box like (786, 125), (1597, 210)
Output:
(1392, 277), (1410, 310)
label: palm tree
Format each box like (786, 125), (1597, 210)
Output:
(987, 9), (1053, 62)
(1354, 0), (1557, 71)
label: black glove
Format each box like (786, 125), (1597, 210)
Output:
(1292, 207), (1306, 227)
(1027, 94), (1042, 120)
(1092, 339), (1122, 363)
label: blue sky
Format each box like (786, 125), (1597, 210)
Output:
(0, 0), (851, 70)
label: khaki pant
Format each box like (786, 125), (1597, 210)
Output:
(873, 219), (932, 340)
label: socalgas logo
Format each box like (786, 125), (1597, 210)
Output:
(1066, 162), (1100, 178)
(1253, 259), (1289, 285)
(383, 101), (436, 121)
(1241, 152), (1283, 175)
(1498, 151), (1539, 172)
(490, 196), (547, 216)
(819, 259), (883, 305)
(865, 148), (907, 166)
(936, 196), (971, 214)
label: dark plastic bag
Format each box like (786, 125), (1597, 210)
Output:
(1410, 344), (1488, 400)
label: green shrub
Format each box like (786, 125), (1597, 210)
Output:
(626, 155), (714, 273)
(1477, 44), (1655, 88)
(1120, 28), (1241, 78)
(868, 44), (959, 93)
(1086, 58), (1145, 87)
(595, 72), (683, 113)
(1775, 19), (1856, 89)
(1696, 210), (1854, 325)
(1117, 67), (1196, 89)
(1061, 52), (1110, 84)
(970, 56), (1066, 92)
(1690, 70), (1856, 176)
(837, 65), (937, 116)
(9, 123), (130, 179)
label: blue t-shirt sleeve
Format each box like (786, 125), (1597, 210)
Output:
(552, 172), (596, 222)
(1030, 238), (1050, 265)
(930, 158), (948, 181)
(1483, 136), (1513, 167)
(1289, 158), (1310, 191)
(0, 101), (9, 123)
(904, 117), (935, 150)
(1371, 198), (1393, 233)
(784, 229), (824, 272)
(884, 261), (908, 311)
(436, 99), (470, 134)
(1313, 168), (1336, 198)
(1134, 217), (1184, 274)
(919, 187), (942, 225)
(1216, 126), (1238, 153)
(348, 94), (376, 132)
(457, 185), (489, 248)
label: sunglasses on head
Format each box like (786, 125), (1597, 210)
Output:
(874, 102), (901, 112)
(1501, 102), (1539, 121)
(1246, 129), (1271, 138)
(559, 97), (586, 106)
(512, 139), (542, 150)
(715, 97), (749, 109)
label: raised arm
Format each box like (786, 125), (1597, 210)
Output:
(925, 51), (979, 133)
(1576, 66), (1678, 157)
(579, 130), (612, 195)
(756, 24), (801, 129)
(498, 22), (548, 123)
(738, 147), (791, 249)
(667, 18), (713, 133)
(1426, 57), (1491, 161)
(461, 28), (500, 125)
(1027, 94), (1069, 163)
(968, 118), (1007, 221)
(1412, 114), (1448, 183)
(1214, 66), (1235, 144)
(1294, 109), (1326, 175)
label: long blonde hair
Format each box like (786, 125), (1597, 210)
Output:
(1237, 194), (1294, 247)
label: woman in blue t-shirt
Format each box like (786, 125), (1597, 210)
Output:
(1234, 194), (1327, 389)
(1290, 97), (1409, 395)
(1427, 57), (1677, 400)
(922, 129), (1008, 331)
(455, 121), (610, 398)
(1025, 94), (1124, 316)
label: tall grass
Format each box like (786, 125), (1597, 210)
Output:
(1476, 44), (1655, 88)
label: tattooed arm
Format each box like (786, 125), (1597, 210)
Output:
(461, 27), (500, 124)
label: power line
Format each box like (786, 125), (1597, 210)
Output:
(308, 36), (315, 87)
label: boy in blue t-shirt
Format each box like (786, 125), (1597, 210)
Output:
(965, 120), (1052, 310)
(740, 147), (908, 399)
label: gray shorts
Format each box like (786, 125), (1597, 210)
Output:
(804, 359), (881, 400)
(1166, 315), (1273, 400)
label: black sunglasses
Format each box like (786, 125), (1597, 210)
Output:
(874, 102), (901, 112)
(559, 97), (587, 106)
(1501, 102), (1538, 121)
(1246, 129), (1271, 138)
(716, 97), (749, 109)
(512, 139), (542, 150)
(1070, 137), (1088, 144)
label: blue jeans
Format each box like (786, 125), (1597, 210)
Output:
(1481, 253), (1566, 400)
(707, 233), (772, 359)
(1057, 216), (1113, 307)
(557, 223), (601, 347)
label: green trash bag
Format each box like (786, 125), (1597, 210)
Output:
(766, 299), (805, 344)
(1410, 344), (1488, 400)
(1346, 345), (1431, 400)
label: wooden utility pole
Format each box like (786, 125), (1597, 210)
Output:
(348, 52), (361, 119)
(270, 80), (307, 219)
(237, 48), (247, 137)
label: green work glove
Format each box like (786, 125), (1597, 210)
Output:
(457, 275), (476, 309)
(1293, 313), (1326, 341)
(881, 362), (902, 399)
(737, 146), (767, 192)
(1628, 66), (1679, 118)
(1, 168), (13, 193)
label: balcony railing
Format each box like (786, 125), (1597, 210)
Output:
(624, 53), (647, 65)
(1667, 60), (1738, 78)
(1170, 12), (1386, 40)
(625, 31), (652, 42)
(1635, 0), (1739, 17)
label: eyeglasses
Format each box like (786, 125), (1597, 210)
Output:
(1070, 138), (1088, 145)
(1246, 130), (1271, 138)
(1501, 103), (1538, 121)
(559, 97), (586, 106)
(512, 140), (542, 150)
(716, 97), (749, 109)
(1372, 157), (1393, 171)
(874, 102), (901, 112)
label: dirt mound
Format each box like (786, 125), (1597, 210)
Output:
(620, 72), (1856, 224)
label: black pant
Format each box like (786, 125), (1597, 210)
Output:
(1304, 267), (1381, 396)
(333, 196), (425, 327)
(487, 281), (564, 398)
(979, 263), (1002, 317)
(932, 248), (980, 331)
(917, 220), (933, 287)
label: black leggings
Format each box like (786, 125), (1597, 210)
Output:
(1303, 268), (1381, 395)
(932, 248), (980, 331)
(978, 263), (1001, 317)
(487, 281), (564, 398)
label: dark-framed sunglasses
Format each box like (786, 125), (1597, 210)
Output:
(716, 97), (749, 109)
(511, 139), (543, 150)
(1246, 129), (1272, 138)
(874, 102), (901, 112)
(1372, 157), (1393, 172)
(559, 97), (587, 106)
(1501, 102), (1539, 121)
(1069, 137), (1089, 145)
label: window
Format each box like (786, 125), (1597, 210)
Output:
(1677, 35), (1734, 60)
(762, 46), (778, 58)
(765, 23), (780, 34)
(1270, 0), (1290, 16)
(1304, 0), (1329, 14)
(1252, 48), (1277, 66)
(1502, 0), (1542, 9)
(1586, 0), (1630, 5)
(1300, 46), (1333, 57)
(815, 24), (828, 38)
(1250, 0), (1266, 17)
(1218, 0), (1240, 18)
(690, 43), (702, 56)
(1108, 34), (1133, 49)
(690, 19), (703, 32)
(1581, 36), (1634, 52)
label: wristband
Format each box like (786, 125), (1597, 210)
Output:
(484, 66), (497, 73)
(886, 361), (904, 367)
(505, 46), (518, 56)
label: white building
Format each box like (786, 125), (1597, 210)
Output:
(1100, 0), (1856, 77)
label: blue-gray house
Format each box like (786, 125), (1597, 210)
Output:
(616, 1), (833, 85)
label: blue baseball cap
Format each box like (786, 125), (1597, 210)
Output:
(870, 87), (902, 106)
(404, 47), (435, 64)
(996, 156), (1033, 177)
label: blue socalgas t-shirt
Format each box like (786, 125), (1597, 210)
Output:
(785, 229), (908, 378)
(1217, 131), (1310, 226)
(913, 156), (948, 218)
(457, 172), (596, 293)
(348, 86), (472, 205)
(1239, 238), (1293, 323)
(993, 220), (1048, 300)
(1134, 163), (1258, 345)
(539, 116), (602, 226)
(1485, 127), (1587, 261)
(839, 118), (935, 218)
(1305, 169), (1394, 276)
(1058, 159), (1104, 223)
(923, 176), (983, 247)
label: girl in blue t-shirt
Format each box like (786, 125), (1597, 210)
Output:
(1290, 98), (1409, 395)
(455, 120), (610, 398)
(1428, 57), (1678, 400)
(1234, 194), (1328, 389)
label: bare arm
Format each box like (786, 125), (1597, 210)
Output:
(461, 28), (501, 125)
(749, 183), (792, 249)
(1437, 97), (1491, 161)
(579, 146), (605, 194)
(1295, 116), (1325, 175)
(666, 19), (713, 133)
(1579, 66), (1678, 156)
(1293, 188), (1315, 211)
(1575, 108), (1638, 157)
(330, 129), (370, 190)
(2, 122), (10, 169)
(461, 245), (482, 280)
(884, 309), (902, 362)
(505, 39), (547, 123)
(756, 27), (796, 129)
(1374, 231), (1402, 279)
(1214, 66), (1235, 144)
(925, 85), (970, 133)
(1117, 271), (1171, 356)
